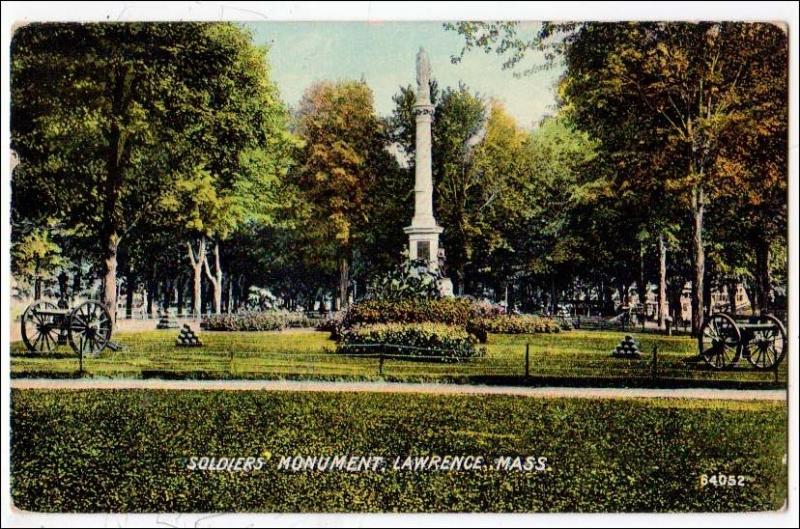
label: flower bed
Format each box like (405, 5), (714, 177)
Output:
(337, 323), (483, 362)
(201, 311), (312, 331)
(343, 298), (477, 327)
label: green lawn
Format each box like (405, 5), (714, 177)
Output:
(10, 329), (785, 387)
(11, 389), (787, 512)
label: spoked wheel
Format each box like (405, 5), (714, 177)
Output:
(21, 300), (60, 353)
(699, 313), (741, 370)
(68, 301), (112, 357)
(745, 314), (787, 370)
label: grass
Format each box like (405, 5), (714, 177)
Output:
(10, 389), (787, 512)
(9, 329), (786, 387)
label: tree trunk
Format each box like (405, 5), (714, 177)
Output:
(658, 234), (667, 330)
(176, 277), (185, 316)
(100, 66), (134, 326)
(639, 240), (646, 306)
(125, 273), (135, 319)
(338, 255), (350, 309)
(202, 241), (223, 315)
(58, 271), (69, 303)
(690, 185), (705, 335)
(34, 257), (42, 300)
(755, 239), (770, 314)
(146, 279), (156, 318)
(72, 263), (82, 301)
(187, 239), (206, 318)
(227, 278), (233, 314)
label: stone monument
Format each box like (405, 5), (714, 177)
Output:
(404, 48), (453, 296)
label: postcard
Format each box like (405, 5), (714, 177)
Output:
(3, 2), (796, 527)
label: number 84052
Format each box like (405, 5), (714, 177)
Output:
(700, 474), (750, 487)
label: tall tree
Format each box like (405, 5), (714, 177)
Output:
(12, 22), (296, 319)
(293, 80), (391, 308)
(447, 21), (788, 330)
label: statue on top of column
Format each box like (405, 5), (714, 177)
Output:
(416, 47), (431, 104)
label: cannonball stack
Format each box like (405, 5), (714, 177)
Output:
(611, 335), (641, 359)
(157, 308), (179, 329)
(176, 324), (203, 347)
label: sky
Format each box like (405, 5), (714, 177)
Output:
(245, 21), (564, 130)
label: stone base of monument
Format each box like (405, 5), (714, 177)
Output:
(611, 335), (641, 359)
(176, 324), (203, 347)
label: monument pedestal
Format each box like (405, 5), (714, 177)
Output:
(404, 223), (444, 269)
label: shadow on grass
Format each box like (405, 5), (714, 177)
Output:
(10, 369), (786, 390)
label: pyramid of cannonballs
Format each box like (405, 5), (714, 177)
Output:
(157, 308), (179, 329)
(176, 324), (203, 347)
(611, 335), (641, 359)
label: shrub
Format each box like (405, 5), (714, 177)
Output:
(469, 298), (505, 318)
(201, 311), (311, 331)
(315, 311), (345, 340)
(467, 315), (561, 343)
(337, 323), (483, 362)
(344, 297), (476, 327)
(367, 258), (443, 300)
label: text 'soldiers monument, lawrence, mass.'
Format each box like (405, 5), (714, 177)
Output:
(405, 48), (452, 295)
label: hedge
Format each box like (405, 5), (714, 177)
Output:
(467, 315), (561, 343)
(343, 298), (477, 327)
(201, 311), (311, 331)
(337, 323), (483, 362)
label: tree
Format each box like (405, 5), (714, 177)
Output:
(12, 22), (296, 319)
(447, 21), (788, 330)
(10, 220), (65, 300)
(293, 80), (392, 308)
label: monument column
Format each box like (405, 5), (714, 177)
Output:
(404, 48), (443, 271)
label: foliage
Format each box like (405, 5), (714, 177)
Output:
(367, 258), (443, 300)
(344, 297), (477, 327)
(314, 311), (346, 340)
(11, 389), (787, 512)
(10, 220), (66, 296)
(11, 22), (298, 314)
(445, 21), (789, 327)
(467, 314), (561, 343)
(201, 311), (311, 332)
(292, 80), (399, 306)
(337, 323), (482, 361)
(246, 286), (278, 311)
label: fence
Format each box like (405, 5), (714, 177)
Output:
(39, 339), (784, 389)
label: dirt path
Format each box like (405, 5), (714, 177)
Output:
(9, 379), (787, 401)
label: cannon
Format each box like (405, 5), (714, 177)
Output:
(699, 313), (786, 370)
(21, 299), (113, 357)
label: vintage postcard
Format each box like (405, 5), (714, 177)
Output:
(2, 2), (797, 526)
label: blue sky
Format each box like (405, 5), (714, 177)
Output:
(245, 22), (564, 130)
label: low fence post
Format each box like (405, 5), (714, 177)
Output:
(651, 344), (658, 382)
(525, 343), (530, 379)
(78, 348), (84, 377)
(378, 352), (384, 376)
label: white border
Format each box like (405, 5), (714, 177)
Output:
(2, 2), (798, 528)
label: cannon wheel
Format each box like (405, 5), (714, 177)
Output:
(699, 313), (741, 370)
(21, 300), (60, 353)
(745, 314), (787, 370)
(68, 301), (112, 357)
